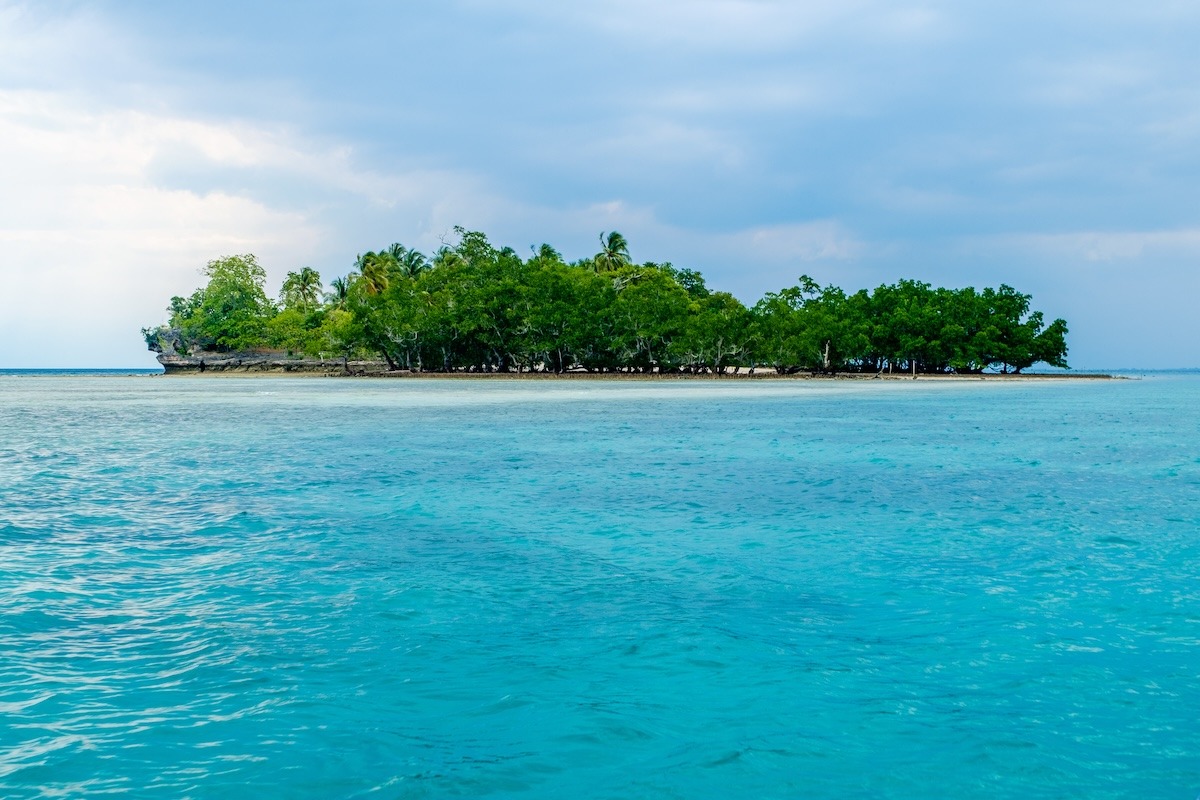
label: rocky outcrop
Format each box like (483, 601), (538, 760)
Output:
(156, 352), (391, 375)
(143, 326), (188, 355)
(144, 327), (390, 374)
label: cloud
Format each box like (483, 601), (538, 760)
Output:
(644, 80), (828, 116)
(564, 117), (747, 170)
(3, 0), (1200, 368)
(473, 0), (947, 51)
(0, 3), (131, 87)
(496, 199), (866, 299)
(1022, 55), (1155, 108)
(1000, 228), (1200, 263)
(0, 85), (506, 366)
(0, 93), (324, 366)
(734, 221), (864, 262)
(926, 226), (1200, 368)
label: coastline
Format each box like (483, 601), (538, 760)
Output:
(153, 355), (1119, 380)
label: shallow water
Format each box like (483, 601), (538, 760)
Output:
(1, 375), (1198, 798)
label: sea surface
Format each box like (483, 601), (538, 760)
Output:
(1, 373), (1198, 799)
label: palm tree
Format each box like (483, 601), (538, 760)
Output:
(356, 252), (391, 295)
(381, 243), (429, 278)
(529, 243), (563, 267)
(594, 231), (631, 273)
(432, 246), (465, 271)
(398, 248), (429, 278)
(385, 242), (408, 262)
(326, 275), (352, 309)
(281, 266), (322, 312)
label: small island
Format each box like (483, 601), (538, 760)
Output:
(144, 228), (1071, 377)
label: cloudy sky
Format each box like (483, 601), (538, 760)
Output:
(2, 1), (1198, 368)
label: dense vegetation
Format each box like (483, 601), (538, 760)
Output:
(145, 228), (1069, 374)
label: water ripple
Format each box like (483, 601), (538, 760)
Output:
(1, 376), (1199, 798)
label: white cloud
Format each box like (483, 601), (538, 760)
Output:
(1004, 228), (1200, 262)
(867, 181), (973, 214)
(2, 0), (1198, 369)
(0, 85), (509, 366)
(932, 227), (1200, 367)
(733, 221), (864, 262)
(0, 3), (133, 86)
(475, 0), (947, 51)
(1022, 55), (1154, 108)
(645, 79), (830, 115)
(502, 199), (867, 299)
(0, 96), (323, 366)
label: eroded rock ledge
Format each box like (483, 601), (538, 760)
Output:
(157, 353), (390, 375)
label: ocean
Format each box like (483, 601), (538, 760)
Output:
(1, 374), (1197, 798)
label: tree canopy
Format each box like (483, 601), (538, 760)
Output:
(145, 230), (1069, 374)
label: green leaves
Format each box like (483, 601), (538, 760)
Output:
(281, 267), (322, 313)
(146, 236), (1070, 374)
(750, 278), (1068, 373)
(171, 255), (275, 353)
(594, 231), (632, 273)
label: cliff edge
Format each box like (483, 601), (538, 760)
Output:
(145, 326), (388, 374)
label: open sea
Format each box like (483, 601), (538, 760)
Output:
(1, 372), (1198, 799)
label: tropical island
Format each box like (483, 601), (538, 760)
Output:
(144, 228), (1071, 377)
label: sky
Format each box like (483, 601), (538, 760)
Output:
(1, 1), (1199, 368)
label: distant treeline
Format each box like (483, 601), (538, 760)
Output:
(144, 228), (1068, 374)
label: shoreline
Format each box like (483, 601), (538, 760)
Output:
(150, 357), (1121, 381)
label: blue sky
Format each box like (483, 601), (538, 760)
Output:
(2, 1), (1198, 367)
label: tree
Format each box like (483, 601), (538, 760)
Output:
(673, 291), (751, 373)
(594, 231), (631, 273)
(1032, 318), (1069, 370)
(529, 243), (564, 268)
(867, 280), (940, 374)
(432, 246), (465, 271)
(356, 252), (393, 295)
(281, 267), (322, 313)
(386, 243), (430, 278)
(177, 254), (275, 352)
(609, 266), (691, 370)
(666, 265), (710, 299)
(326, 276), (353, 309)
(518, 260), (613, 372)
(749, 276), (820, 372)
(145, 231), (1073, 376)
(794, 284), (869, 372)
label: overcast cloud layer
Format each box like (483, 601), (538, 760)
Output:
(2, 0), (1199, 368)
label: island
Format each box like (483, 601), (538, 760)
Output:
(144, 228), (1071, 377)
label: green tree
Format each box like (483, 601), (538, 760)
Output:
(281, 267), (322, 313)
(386, 243), (430, 278)
(749, 277), (819, 372)
(1031, 317), (1069, 370)
(145, 230), (1072, 376)
(609, 266), (691, 370)
(529, 243), (564, 268)
(326, 275), (353, 310)
(360, 252), (393, 295)
(594, 231), (631, 273)
(666, 265), (710, 299)
(518, 260), (614, 372)
(176, 254), (275, 352)
(673, 291), (751, 373)
(795, 284), (870, 372)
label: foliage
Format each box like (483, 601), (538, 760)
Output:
(146, 231), (1070, 373)
(280, 267), (322, 313)
(168, 255), (275, 352)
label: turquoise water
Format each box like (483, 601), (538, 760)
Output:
(1, 375), (1198, 799)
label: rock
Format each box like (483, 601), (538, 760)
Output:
(155, 351), (389, 375)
